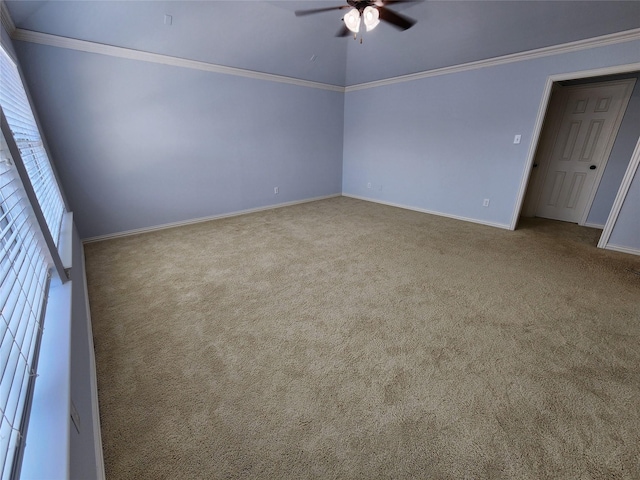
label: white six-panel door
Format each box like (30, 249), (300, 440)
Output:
(536, 80), (635, 223)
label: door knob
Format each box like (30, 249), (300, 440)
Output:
(590, 165), (597, 170)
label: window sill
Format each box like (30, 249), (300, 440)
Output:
(20, 276), (72, 479)
(19, 230), (74, 479)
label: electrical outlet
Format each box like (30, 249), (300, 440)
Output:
(274, 187), (279, 195)
(483, 199), (490, 207)
(513, 134), (521, 144)
(367, 182), (372, 189)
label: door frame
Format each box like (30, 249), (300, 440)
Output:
(528, 78), (635, 226)
(511, 62), (640, 252)
(598, 133), (640, 250)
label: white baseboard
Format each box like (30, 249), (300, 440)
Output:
(582, 222), (605, 229)
(79, 242), (106, 480)
(82, 194), (341, 243)
(604, 243), (640, 256)
(342, 194), (512, 230)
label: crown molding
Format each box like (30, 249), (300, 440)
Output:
(10, 29), (345, 93)
(0, 1), (15, 36)
(345, 27), (640, 92)
(9, 24), (640, 93)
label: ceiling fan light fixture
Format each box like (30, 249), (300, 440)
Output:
(363, 6), (380, 31)
(344, 8), (360, 33)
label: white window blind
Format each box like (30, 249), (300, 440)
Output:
(0, 146), (49, 480)
(0, 44), (67, 480)
(0, 48), (65, 247)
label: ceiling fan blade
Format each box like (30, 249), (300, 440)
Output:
(380, 0), (423, 5)
(295, 6), (349, 17)
(336, 24), (351, 37)
(377, 6), (416, 30)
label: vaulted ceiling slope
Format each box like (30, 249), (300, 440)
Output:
(5, 1), (640, 86)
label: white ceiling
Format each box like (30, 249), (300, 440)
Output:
(5, 1), (640, 86)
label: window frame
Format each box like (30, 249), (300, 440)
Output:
(0, 39), (73, 480)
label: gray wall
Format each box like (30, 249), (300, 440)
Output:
(11, 27), (640, 248)
(608, 166), (640, 250)
(343, 63), (537, 227)
(13, 41), (345, 239)
(342, 39), (640, 238)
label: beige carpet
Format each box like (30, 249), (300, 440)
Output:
(85, 197), (640, 479)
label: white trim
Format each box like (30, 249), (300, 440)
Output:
(342, 194), (511, 230)
(346, 28), (640, 92)
(0, 1), (15, 36)
(511, 62), (640, 231)
(21, 276), (72, 480)
(79, 241), (106, 480)
(10, 29), (345, 93)
(603, 244), (640, 257)
(510, 77), (555, 230)
(9, 24), (640, 93)
(82, 194), (342, 243)
(583, 222), (605, 230)
(598, 134), (640, 249)
(543, 63), (640, 83)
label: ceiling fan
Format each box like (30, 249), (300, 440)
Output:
(295, 0), (419, 37)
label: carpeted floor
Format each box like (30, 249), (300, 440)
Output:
(85, 197), (640, 479)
